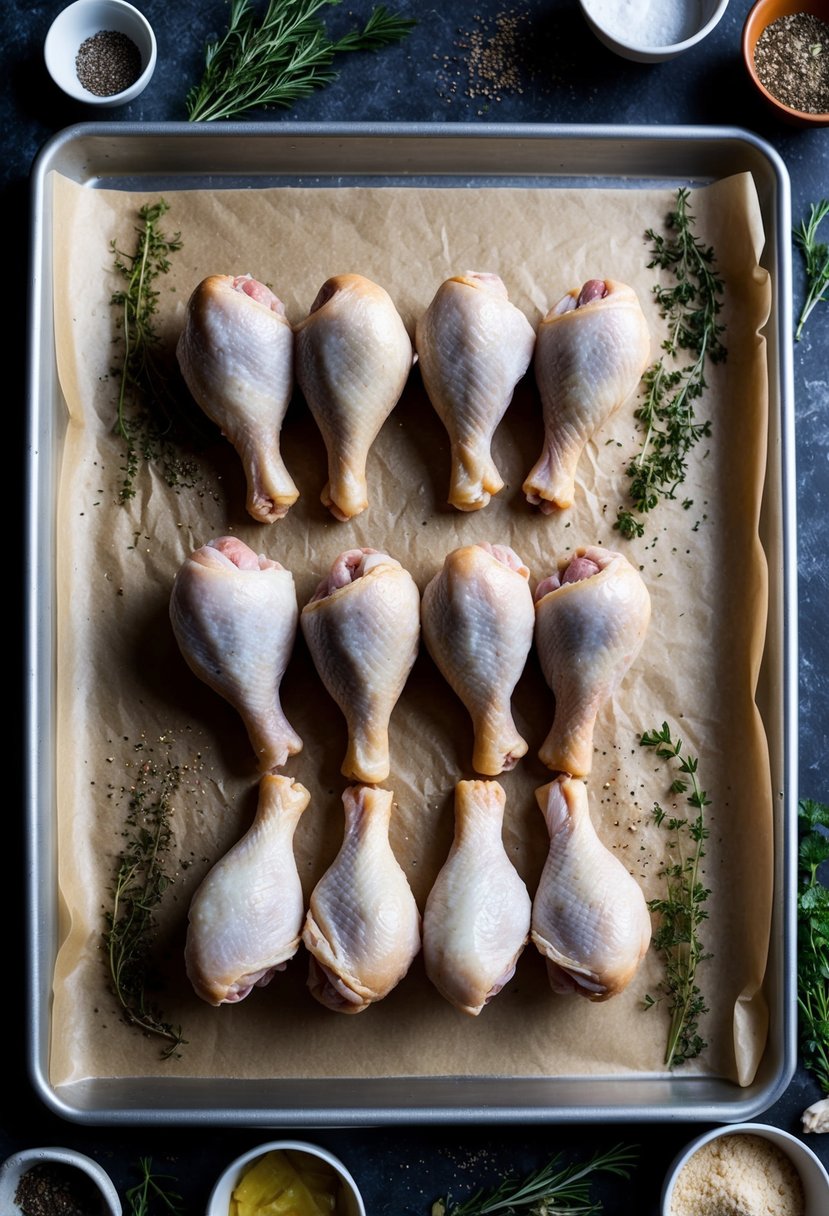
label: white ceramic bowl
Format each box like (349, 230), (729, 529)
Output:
(206, 1140), (367, 1216)
(661, 1123), (829, 1216)
(578, 0), (730, 63)
(44, 0), (157, 106)
(0, 1146), (122, 1215)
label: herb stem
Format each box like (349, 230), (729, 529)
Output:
(641, 722), (712, 1069)
(794, 199), (829, 341)
(431, 1144), (637, 1216)
(104, 736), (188, 1058)
(186, 1), (416, 123)
(615, 188), (726, 540)
(796, 799), (829, 1094)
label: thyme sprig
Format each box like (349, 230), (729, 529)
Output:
(616, 188), (727, 539)
(431, 1144), (638, 1216)
(110, 201), (206, 504)
(103, 737), (187, 1058)
(641, 722), (712, 1069)
(186, 1), (417, 122)
(125, 1158), (185, 1216)
(796, 798), (829, 1095)
(793, 199), (829, 341)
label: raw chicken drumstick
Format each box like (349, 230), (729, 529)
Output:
(302, 785), (421, 1014)
(169, 536), (302, 772)
(415, 271), (536, 511)
(421, 543), (535, 776)
(185, 774), (310, 1006)
(523, 278), (651, 512)
(534, 545), (650, 777)
(177, 273), (298, 524)
(294, 273), (414, 521)
(423, 780), (531, 1016)
(531, 776), (651, 1000)
(300, 548), (420, 785)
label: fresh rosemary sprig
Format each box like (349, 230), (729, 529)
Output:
(616, 188), (727, 539)
(110, 201), (206, 504)
(641, 721), (712, 1069)
(796, 798), (829, 1096)
(430, 1144), (637, 1216)
(103, 737), (187, 1058)
(186, 0), (417, 122)
(793, 199), (829, 341)
(125, 1158), (185, 1216)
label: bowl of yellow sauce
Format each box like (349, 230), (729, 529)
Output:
(206, 1141), (366, 1216)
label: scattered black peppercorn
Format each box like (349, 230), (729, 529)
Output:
(13, 1161), (101, 1216)
(754, 12), (829, 115)
(75, 29), (142, 98)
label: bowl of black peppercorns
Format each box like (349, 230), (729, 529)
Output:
(44, 0), (157, 107)
(743, 0), (829, 126)
(0, 1146), (122, 1215)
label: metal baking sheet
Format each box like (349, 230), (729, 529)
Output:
(25, 122), (797, 1126)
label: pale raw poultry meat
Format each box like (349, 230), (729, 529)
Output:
(415, 271), (536, 511)
(300, 548), (420, 784)
(294, 273), (414, 521)
(169, 535), (302, 772)
(176, 273), (298, 524)
(185, 774), (310, 1006)
(534, 545), (651, 777)
(302, 785), (421, 1013)
(523, 278), (651, 511)
(531, 776), (651, 1000)
(421, 543), (535, 775)
(423, 779), (531, 1016)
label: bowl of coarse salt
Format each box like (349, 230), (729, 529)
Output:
(661, 1123), (829, 1216)
(578, 0), (730, 62)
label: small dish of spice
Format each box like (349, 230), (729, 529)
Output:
(742, 0), (829, 126)
(661, 1123), (829, 1216)
(44, 0), (156, 107)
(578, 0), (731, 63)
(0, 1146), (121, 1215)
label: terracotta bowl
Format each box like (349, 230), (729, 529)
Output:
(742, 0), (829, 126)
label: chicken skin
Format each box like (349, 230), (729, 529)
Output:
(421, 543), (535, 775)
(176, 273), (298, 524)
(185, 774), (310, 1006)
(300, 548), (420, 784)
(294, 273), (414, 521)
(523, 278), (650, 512)
(302, 785), (421, 1013)
(534, 545), (650, 777)
(531, 776), (651, 1000)
(415, 271), (536, 511)
(423, 780), (531, 1016)
(169, 536), (302, 772)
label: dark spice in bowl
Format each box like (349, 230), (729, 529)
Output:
(754, 11), (829, 113)
(75, 29), (142, 97)
(14, 1161), (102, 1216)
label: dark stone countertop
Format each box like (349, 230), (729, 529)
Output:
(2, 1), (827, 1212)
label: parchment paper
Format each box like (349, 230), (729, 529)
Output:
(48, 169), (773, 1089)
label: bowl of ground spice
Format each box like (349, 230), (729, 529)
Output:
(661, 1123), (829, 1216)
(0, 1146), (122, 1215)
(44, 0), (156, 106)
(743, 0), (829, 125)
